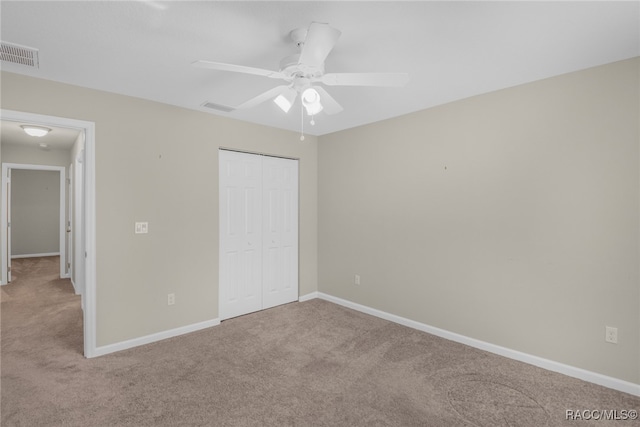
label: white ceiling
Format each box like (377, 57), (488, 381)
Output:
(1, 1), (638, 136)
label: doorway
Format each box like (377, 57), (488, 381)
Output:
(1, 164), (66, 283)
(0, 109), (96, 358)
(219, 149), (299, 320)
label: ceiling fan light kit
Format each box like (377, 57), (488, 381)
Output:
(194, 21), (409, 129)
(274, 87), (298, 113)
(301, 88), (323, 115)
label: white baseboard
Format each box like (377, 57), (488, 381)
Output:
(91, 318), (220, 358)
(91, 293), (319, 358)
(11, 252), (60, 259)
(311, 292), (640, 397)
(70, 277), (80, 295)
(299, 291), (318, 302)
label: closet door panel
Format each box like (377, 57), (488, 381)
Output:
(262, 156), (298, 309)
(219, 151), (263, 320)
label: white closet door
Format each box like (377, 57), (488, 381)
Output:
(262, 156), (299, 309)
(219, 151), (263, 320)
(219, 150), (299, 320)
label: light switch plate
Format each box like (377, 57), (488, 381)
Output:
(135, 222), (148, 234)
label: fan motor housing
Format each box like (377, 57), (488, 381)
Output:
(279, 53), (324, 78)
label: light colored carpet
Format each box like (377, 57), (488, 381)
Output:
(1, 257), (638, 426)
(0, 288), (11, 303)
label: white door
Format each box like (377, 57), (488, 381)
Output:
(219, 150), (264, 320)
(219, 150), (298, 320)
(262, 156), (298, 309)
(6, 168), (11, 283)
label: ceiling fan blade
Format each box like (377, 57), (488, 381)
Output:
(192, 60), (287, 79)
(201, 101), (236, 113)
(236, 85), (290, 109)
(314, 86), (343, 115)
(298, 22), (341, 68)
(321, 72), (409, 87)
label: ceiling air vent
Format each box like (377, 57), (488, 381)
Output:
(0, 41), (39, 68)
(202, 102), (235, 113)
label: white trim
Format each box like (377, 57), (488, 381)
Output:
(83, 119), (96, 358)
(0, 109), (96, 360)
(298, 292), (318, 302)
(70, 276), (78, 295)
(92, 318), (220, 357)
(310, 292), (640, 397)
(11, 252), (60, 259)
(73, 150), (85, 297)
(1, 163), (66, 283)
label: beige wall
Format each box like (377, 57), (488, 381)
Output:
(0, 71), (318, 347)
(1, 142), (71, 168)
(10, 169), (60, 256)
(2, 58), (637, 385)
(318, 58), (639, 384)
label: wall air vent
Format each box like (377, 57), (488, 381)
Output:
(202, 102), (235, 113)
(0, 41), (39, 68)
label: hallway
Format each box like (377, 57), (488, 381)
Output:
(1, 256), (84, 422)
(1, 255), (82, 348)
(2, 256), (82, 342)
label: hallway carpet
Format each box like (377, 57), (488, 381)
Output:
(1, 257), (638, 426)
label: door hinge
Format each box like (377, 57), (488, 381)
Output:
(7, 222), (10, 228)
(7, 266), (10, 272)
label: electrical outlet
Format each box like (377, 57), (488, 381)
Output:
(605, 326), (618, 344)
(168, 293), (175, 306)
(354, 274), (361, 285)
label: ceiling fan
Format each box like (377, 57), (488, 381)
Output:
(193, 22), (409, 118)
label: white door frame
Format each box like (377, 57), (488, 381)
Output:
(0, 109), (96, 358)
(1, 163), (67, 280)
(73, 150), (85, 297)
(67, 162), (74, 286)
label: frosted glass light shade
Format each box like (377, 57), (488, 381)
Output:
(274, 87), (298, 113)
(302, 88), (323, 115)
(21, 125), (51, 137)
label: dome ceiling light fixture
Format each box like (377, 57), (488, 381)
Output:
(21, 125), (51, 137)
